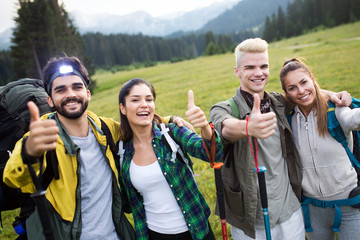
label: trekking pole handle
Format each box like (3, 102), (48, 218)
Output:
(255, 166), (268, 209)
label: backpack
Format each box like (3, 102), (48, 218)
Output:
(0, 78), (53, 237)
(286, 97), (360, 232)
(327, 98), (360, 180)
(0, 79), (52, 211)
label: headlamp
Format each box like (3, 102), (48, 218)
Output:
(47, 65), (87, 93)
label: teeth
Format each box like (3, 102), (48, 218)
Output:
(66, 102), (77, 106)
(300, 95), (309, 100)
(137, 112), (149, 116)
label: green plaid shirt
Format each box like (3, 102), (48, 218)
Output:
(120, 122), (223, 240)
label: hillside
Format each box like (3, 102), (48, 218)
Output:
(88, 22), (360, 238)
(89, 22), (360, 120)
(1, 21), (360, 240)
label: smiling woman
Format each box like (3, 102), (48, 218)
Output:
(280, 58), (360, 240)
(117, 78), (224, 240)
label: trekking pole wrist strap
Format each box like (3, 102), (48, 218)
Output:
(201, 123), (216, 167)
(21, 137), (41, 164)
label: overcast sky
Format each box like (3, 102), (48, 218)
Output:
(0, 0), (228, 33)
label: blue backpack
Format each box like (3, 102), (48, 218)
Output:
(287, 97), (360, 233)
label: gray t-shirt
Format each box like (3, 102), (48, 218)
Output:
(71, 126), (119, 240)
(254, 109), (300, 228)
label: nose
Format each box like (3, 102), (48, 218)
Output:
(298, 86), (305, 94)
(254, 67), (263, 76)
(65, 87), (77, 98)
(139, 99), (147, 107)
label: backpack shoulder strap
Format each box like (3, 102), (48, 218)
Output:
(327, 101), (360, 170)
(159, 123), (187, 164)
(286, 109), (295, 127)
(225, 97), (240, 119)
(100, 119), (116, 156)
(41, 150), (59, 189)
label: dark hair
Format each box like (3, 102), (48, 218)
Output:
(42, 56), (90, 95)
(118, 78), (161, 142)
(279, 57), (328, 137)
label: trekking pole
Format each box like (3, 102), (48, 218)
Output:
(26, 153), (56, 240)
(212, 162), (228, 240)
(246, 115), (271, 240)
(255, 166), (271, 240)
(201, 123), (228, 239)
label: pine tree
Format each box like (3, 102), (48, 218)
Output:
(11, 0), (95, 90)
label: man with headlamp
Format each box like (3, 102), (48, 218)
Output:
(3, 56), (148, 239)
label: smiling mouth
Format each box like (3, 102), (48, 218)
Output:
(299, 94), (310, 100)
(62, 98), (82, 107)
(137, 111), (149, 117)
(251, 79), (264, 83)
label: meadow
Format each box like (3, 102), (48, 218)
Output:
(1, 21), (360, 239)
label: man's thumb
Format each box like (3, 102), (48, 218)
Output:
(188, 90), (195, 110)
(252, 94), (261, 114)
(28, 101), (40, 122)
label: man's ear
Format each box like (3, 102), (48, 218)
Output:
(47, 96), (54, 108)
(234, 66), (240, 78)
(87, 89), (91, 101)
(120, 103), (126, 115)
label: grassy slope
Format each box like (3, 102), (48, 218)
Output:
(2, 21), (360, 239)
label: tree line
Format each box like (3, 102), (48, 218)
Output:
(81, 30), (255, 68)
(262, 0), (360, 42)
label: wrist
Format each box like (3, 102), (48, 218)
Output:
(21, 137), (40, 164)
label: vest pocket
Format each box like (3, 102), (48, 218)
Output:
(223, 183), (244, 217)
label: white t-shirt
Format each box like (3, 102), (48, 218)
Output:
(129, 160), (188, 234)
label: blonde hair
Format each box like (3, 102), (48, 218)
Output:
(234, 38), (268, 68)
(280, 58), (329, 137)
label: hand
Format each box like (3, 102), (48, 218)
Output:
(25, 101), (59, 157)
(247, 94), (277, 139)
(331, 91), (352, 107)
(185, 90), (212, 139)
(185, 90), (208, 128)
(172, 116), (195, 132)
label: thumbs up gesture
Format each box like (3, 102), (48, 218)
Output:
(247, 94), (277, 139)
(25, 101), (59, 158)
(185, 90), (212, 139)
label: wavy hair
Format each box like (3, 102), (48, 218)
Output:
(280, 58), (329, 137)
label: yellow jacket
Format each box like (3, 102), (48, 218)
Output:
(3, 110), (135, 240)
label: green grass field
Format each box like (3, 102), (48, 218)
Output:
(2, 21), (360, 239)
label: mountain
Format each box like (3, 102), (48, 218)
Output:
(0, 0), (292, 50)
(0, 28), (12, 50)
(71, 0), (240, 36)
(199, 0), (294, 34)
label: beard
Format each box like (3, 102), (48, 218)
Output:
(54, 97), (88, 119)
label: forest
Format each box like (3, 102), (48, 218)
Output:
(0, 0), (359, 87)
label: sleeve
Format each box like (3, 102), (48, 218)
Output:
(209, 101), (234, 144)
(3, 134), (39, 193)
(335, 107), (360, 134)
(170, 123), (224, 163)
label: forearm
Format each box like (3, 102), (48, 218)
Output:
(222, 118), (248, 142)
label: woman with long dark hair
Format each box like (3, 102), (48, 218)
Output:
(117, 78), (223, 240)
